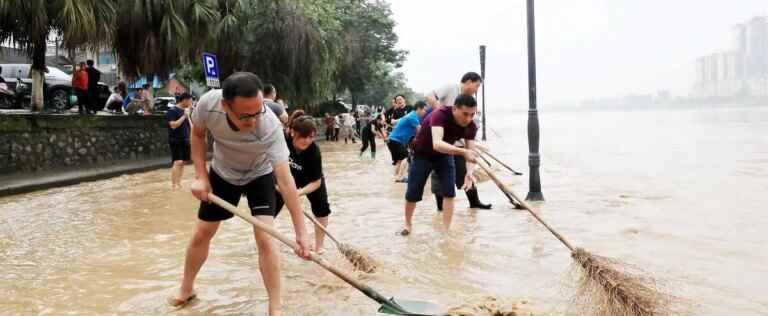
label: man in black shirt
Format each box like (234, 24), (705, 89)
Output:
(166, 93), (192, 190)
(275, 115), (333, 252)
(85, 60), (101, 114)
(383, 94), (412, 132)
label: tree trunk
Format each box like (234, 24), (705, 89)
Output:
(31, 39), (47, 112)
(30, 70), (44, 111)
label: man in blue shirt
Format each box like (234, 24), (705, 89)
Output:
(167, 93), (192, 190)
(387, 101), (430, 182)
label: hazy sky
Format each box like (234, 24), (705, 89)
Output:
(389, 0), (768, 107)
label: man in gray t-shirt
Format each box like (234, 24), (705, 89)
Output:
(169, 72), (310, 313)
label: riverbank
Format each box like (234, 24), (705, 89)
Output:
(0, 111), (329, 197)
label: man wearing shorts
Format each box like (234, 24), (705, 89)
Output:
(169, 72), (310, 315)
(401, 94), (479, 235)
(166, 92), (193, 190)
(387, 101), (430, 182)
(274, 116), (333, 252)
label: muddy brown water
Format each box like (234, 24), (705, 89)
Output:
(1, 106), (766, 315)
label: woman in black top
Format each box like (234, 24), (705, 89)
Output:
(275, 115), (333, 252)
(359, 112), (385, 159)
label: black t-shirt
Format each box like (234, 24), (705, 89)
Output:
(166, 106), (190, 140)
(286, 135), (323, 187)
(86, 67), (101, 89)
(362, 116), (383, 135)
(385, 105), (412, 126)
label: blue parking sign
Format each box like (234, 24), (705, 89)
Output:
(202, 52), (220, 88)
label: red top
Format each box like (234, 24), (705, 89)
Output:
(412, 106), (477, 160)
(72, 69), (88, 90)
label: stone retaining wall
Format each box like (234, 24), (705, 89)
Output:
(0, 114), (331, 176)
(0, 114), (169, 174)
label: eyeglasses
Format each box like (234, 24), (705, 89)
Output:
(228, 104), (267, 122)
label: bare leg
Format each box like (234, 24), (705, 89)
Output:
(171, 161), (184, 189)
(442, 197), (455, 231)
(403, 201), (417, 234)
(174, 220), (221, 301)
(393, 160), (402, 178)
(398, 160), (409, 179)
(252, 216), (282, 316)
(177, 161), (185, 187)
(314, 216), (329, 251)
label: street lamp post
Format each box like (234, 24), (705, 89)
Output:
(525, 0), (544, 201)
(480, 45), (487, 141)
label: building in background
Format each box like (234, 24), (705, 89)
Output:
(694, 16), (768, 99)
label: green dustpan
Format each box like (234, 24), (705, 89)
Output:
(377, 297), (445, 315)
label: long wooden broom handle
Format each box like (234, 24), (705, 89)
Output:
(476, 146), (522, 175)
(207, 193), (387, 302)
(301, 210), (342, 247)
(471, 151), (576, 252)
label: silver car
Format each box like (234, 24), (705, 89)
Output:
(0, 63), (109, 111)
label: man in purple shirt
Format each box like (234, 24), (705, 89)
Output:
(400, 94), (479, 235)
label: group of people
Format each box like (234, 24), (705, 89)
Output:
(71, 60), (101, 115)
(103, 81), (164, 115)
(166, 73), (331, 316)
(323, 112), (358, 144)
(165, 71), (494, 315)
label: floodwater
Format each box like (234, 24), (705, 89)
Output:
(1, 105), (767, 315)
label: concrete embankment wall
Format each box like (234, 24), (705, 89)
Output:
(0, 114), (330, 196)
(0, 114), (170, 175)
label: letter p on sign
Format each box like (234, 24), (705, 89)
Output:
(202, 52), (220, 88)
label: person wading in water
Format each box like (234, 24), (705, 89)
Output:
(274, 116), (333, 253)
(400, 94), (480, 235)
(168, 72), (310, 315)
(426, 72), (492, 210)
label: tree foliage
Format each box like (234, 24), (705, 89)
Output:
(0, 0), (414, 111)
(0, 0), (116, 110)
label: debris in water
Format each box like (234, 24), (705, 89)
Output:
(447, 295), (548, 316)
(338, 243), (376, 273)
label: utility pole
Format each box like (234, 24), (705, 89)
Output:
(525, 0), (544, 201)
(480, 45), (487, 141)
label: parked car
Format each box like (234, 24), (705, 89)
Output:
(152, 96), (176, 113)
(0, 64), (110, 111)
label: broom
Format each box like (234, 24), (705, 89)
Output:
(472, 149), (672, 316)
(302, 210), (377, 273)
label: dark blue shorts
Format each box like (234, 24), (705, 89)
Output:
(405, 154), (456, 202)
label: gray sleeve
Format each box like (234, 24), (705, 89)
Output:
(434, 84), (454, 104)
(266, 101), (285, 117)
(433, 84), (456, 105)
(190, 90), (217, 129)
(267, 128), (290, 166)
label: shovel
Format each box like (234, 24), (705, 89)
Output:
(207, 193), (445, 315)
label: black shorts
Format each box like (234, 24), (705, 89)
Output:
(275, 178), (332, 218)
(386, 140), (409, 165)
(198, 169), (276, 222)
(169, 139), (190, 163)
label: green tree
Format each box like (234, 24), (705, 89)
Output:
(334, 0), (406, 107)
(113, 0), (218, 80)
(0, 0), (116, 111)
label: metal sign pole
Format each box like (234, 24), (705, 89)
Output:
(525, 0), (544, 201)
(480, 45), (487, 141)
